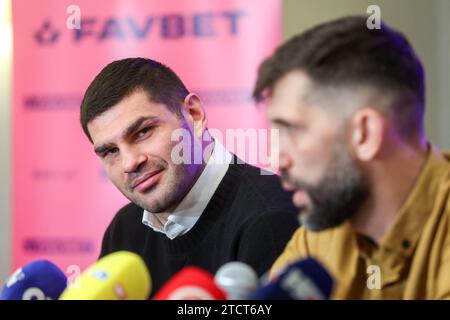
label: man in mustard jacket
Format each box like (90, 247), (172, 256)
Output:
(253, 16), (450, 299)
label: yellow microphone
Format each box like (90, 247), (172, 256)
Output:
(59, 251), (151, 300)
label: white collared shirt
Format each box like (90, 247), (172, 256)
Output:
(142, 139), (233, 239)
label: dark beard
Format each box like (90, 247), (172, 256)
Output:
(283, 145), (369, 232)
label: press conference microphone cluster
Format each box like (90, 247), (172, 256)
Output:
(1, 254), (332, 300)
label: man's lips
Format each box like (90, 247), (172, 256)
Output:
(292, 189), (309, 208)
(131, 169), (164, 192)
(282, 180), (297, 192)
(282, 180), (308, 207)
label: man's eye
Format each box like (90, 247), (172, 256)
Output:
(136, 127), (152, 138)
(286, 124), (304, 132)
(104, 148), (118, 157)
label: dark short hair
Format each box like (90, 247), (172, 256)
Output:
(80, 57), (189, 142)
(253, 16), (425, 136)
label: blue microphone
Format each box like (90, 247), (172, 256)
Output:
(0, 260), (67, 300)
(251, 257), (334, 300)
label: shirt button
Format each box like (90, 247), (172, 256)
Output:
(402, 239), (411, 249)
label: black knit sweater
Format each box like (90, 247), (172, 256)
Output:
(99, 160), (299, 297)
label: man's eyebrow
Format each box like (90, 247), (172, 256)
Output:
(93, 116), (157, 155)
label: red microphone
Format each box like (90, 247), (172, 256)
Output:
(153, 266), (227, 300)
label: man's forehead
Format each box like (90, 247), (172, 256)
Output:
(268, 71), (371, 120)
(271, 70), (315, 101)
(105, 91), (165, 118)
(266, 71), (313, 119)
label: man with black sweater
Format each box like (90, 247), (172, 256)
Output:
(80, 57), (299, 296)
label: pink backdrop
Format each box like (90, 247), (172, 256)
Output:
(12, 0), (281, 274)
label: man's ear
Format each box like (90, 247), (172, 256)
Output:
(182, 93), (207, 137)
(350, 108), (386, 161)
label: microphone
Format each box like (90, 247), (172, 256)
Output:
(0, 260), (67, 300)
(251, 257), (334, 300)
(214, 261), (258, 300)
(153, 266), (227, 300)
(59, 251), (151, 300)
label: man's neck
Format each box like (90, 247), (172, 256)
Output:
(351, 141), (428, 244)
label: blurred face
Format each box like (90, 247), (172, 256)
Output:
(268, 71), (369, 231)
(88, 89), (202, 213)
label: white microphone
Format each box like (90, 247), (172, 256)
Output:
(214, 261), (258, 300)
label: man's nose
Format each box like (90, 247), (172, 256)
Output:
(121, 146), (147, 173)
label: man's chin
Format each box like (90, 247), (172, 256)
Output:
(126, 195), (161, 212)
(132, 192), (180, 213)
(298, 210), (347, 232)
(297, 210), (311, 230)
(137, 202), (168, 213)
